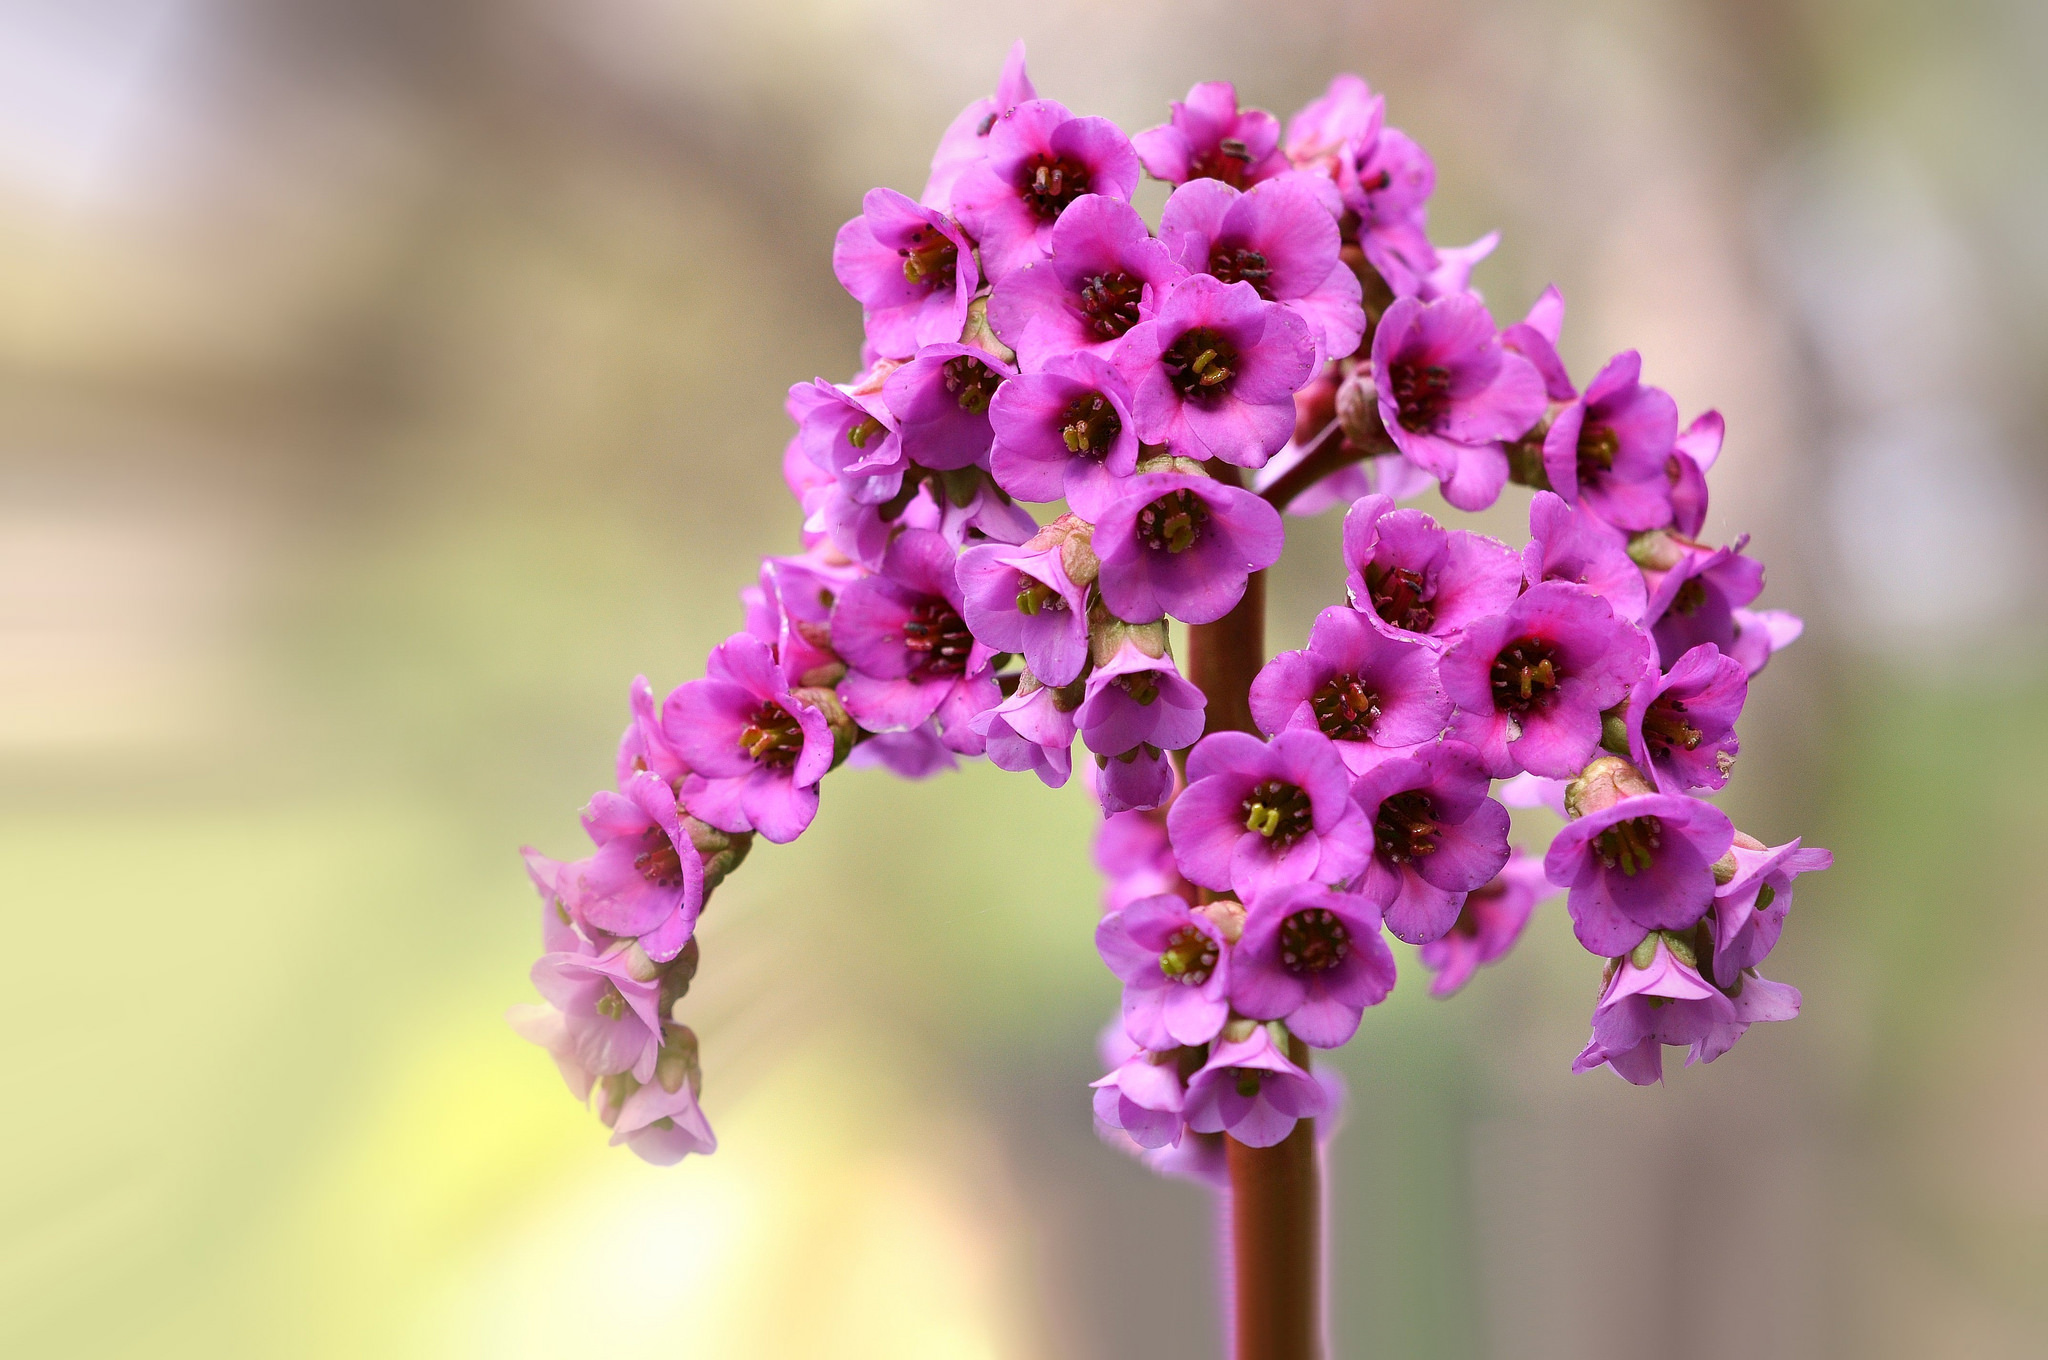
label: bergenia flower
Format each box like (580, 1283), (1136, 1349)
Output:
(1341, 493), (1523, 646)
(1667, 409), (1722, 537)
(607, 1028), (717, 1165)
(953, 99), (1142, 280)
(1167, 729), (1375, 901)
(1639, 534), (1767, 670)
(1350, 739), (1511, 943)
(987, 351), (1143, 516)
(1133, 80), (1288, 189)
(506, 1002), (595, 1101)
(1248, 603), (1451, 773)
(1685, 967), (1802, 1068)
(787, 378), (904, 500)
(1349, 128), (1438, 290)
(1541, 350), (1679, 532)
(1092, 1048), (1192, 1149)
(1092, 468), (1285, 625)
(1095, 807), (1190, 913)
(1523, 489), (1647, 623)
(986, 195), (1184, 371)
(845, 720), (958, 780)
(1439, 581), (1653, 778)
(1499, 285), (1575, 401)
(1231, 883), (1398, 1047)
(755, 544), (863, 689)
(1183, 1027), (1330, 1148)
(1544, 790), (1735, 955)
(668, 632), (836, 845)
(567, 770), (703, 962)
(831, 529), (998, 754)
(1417, 849), (1557, 997)
(971, 680), (1076, 788)
(1095, 744), (1178, 814)
(1728, 608), (1802, 678)
(1571, 934), (1738, 1086)
(1116, 274), (1317, 468)
(956, 537), (1091, 686)
(922, 39), (1036, 213)
(1076, 638), (1208, 757)
(881, 342), (1014, 472)
(615, 674), (688, 790)
(1282, 74), (1385, 199)
(1097, 895), (1237, 1049)
(529, 943), (665, 1085)
(1158, 174), (1366, 362)
(1709, 837), (1832, 987)
(831, 188), (979, 359)
(1622, 642), (1747, 793)
(1370, 293), (1546, 511)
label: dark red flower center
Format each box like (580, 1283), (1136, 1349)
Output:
(1162, 327), (1240, 401)
(943, 355), (1001, 414)
(1158, 924), (1220, 986)
(1490, 638), (1561, 714)
(1279, 907), (1352, 974)
(1136, 489), (1210, 554)
(634, 827), (686, 889)
(1208, 245), (1274, 298)
(1019, 153), (1091, 219)
(1364, 562), (1434, 633)
(738, 700), (804, 770)
(903, 598), (974, 678)
(1592, 816), (1663, 876)
(1641, 696), (1704, 755)
(1241, 779), (1314, 843)
(1059, 391), (1121, 456)
(1077, 272), (1144, 340)
(1576, 421), (1620, 486)
(1188, 136), (1255, 188)
(1311, 673), (1383, 741)
(1388, 361), (1452, 433)
(1373, 789), (1439, 863)
(898, 225), (959, 290)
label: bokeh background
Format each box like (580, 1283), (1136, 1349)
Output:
(5, 1), (2045, 1356)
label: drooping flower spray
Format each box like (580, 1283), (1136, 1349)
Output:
(511, 43), (1830, 1358)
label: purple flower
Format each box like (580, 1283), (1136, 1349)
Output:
(1091, 1049), (1192, 1150)
(1095, 808), (1190, 913)
(1231, 883), (1398, 1047)
(1341, 493), (1524, 646)
(1092, 469), (1285, 625)
(921, 40), (1036, 213)
(845, 720), (958, 780)
(1097, 894), (1238, 1049)
(956, 537), (1090, 686)
(971, 681), (1076, 788)
(566, 771), (703, 962)
(1350, 740), (1512, 943)
(754, 544), (863, 689)
(1523, 490), (1647, 623)
(1709, 836), (1831, 987)
(1571, 934), (1739, 1086)
(1639, 534), (1767, 671)
(881, 343), (1014, 472)
(1167, 729), (1375, 901)
(1133, 80), (1288, 190)
(1282, 74), (1384, 199)
(1159, 174), (1365, 362)
(1183, 1027), (1330, 1148)
(832, 188), (979, 359)
(1417, 849), (1558, 997)
(986, 195), (1183, 371)
(1439, 581), (1653, 778)
(1349, 128), (1438, 290)
(1116, 274), (1317, 468)
(1541, 351), (1679, 532)
(1370, 293), (1546, 511)
(953, 100), (1142, 280)
(615, 674), (689, 790)
(1623, 643), (1747, 793)
(831, 528), (998, 754)
(529, 943), (665, 1085)
(1076, 638), (1207, 757)
(1668, 409), (1722, 537)
(788, 377), (904, 497)
(987, 351), (1143, 516)
(1094, 744), (1179, 814)
(1685, 967), (1802, 1069)
(1499, 285), (1575, 402)
(667, 633), (835, 845)
(1545, 791), (1735, 955)
(1728, 608), (1801, 677)
(1249, 604), (1451, 774)
(607, 1032), (717, 1165)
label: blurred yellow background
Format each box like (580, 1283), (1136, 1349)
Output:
(4, 1), (2044, 1356)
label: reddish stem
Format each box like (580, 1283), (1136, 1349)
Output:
(1185, 463), (1324, 1360)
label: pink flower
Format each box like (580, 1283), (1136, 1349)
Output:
(1091, 469), (1285, 625)
(528, 943), (666, 1086)
(1350, 740), (1512, 944)
(1522, 490), (1647, 624)
(1541, 350), (1679, 532)
(1183, 1027), (1330, 1148)
(831, 529), (999, 754)
(986, 196), (1183, 371)
(1249, 603), (1452, 775)
(922, 41), (1038, 214)
(1622, 642), (1747, 794)
(564, 770), (704, 962)
(1167, 729), (1375, 901)
(1091, 1047), (1193, 1149)
(1571, 935), (1738, 1086)
(1231, 883), (1398, 1047)
(1097, 895), (1237, 1049)
(1370, 293), (1546, 511)
(971, 681), (1076, 788)
(882, 343), (1015, 472)
(953, 99), (1142, 280)
(987, 351), (1144, 516)
(606, 1029), (717, 1165)
(1545, 791), (1734, 956)
(831, 188), (979, 359)
(1417, 849), (1557, 997)
(1076, 639), (1208, 757)
(1133, 81), (1289, 190)
(1708, 837), (1831, 986)
(1342, 493), (1524, 647)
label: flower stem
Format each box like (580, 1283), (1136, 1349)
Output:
(1185, 481), (1324, 1360)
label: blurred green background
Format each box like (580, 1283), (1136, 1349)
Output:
(4, 1), (2044, 1356)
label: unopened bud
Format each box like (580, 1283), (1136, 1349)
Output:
(1710, 850), (1739, 885)
(660, 936), (701, 1014)
(683, 815), (753, 891)
(654, 1023), (703, 1095)
(791, 685), (860, 769)
(848, 357), (904, 397)
(1195, 898), (1246, 944)
(960, 293), (1016, 366)
(1335, 367), (1392, 452)
(1564, 755), (1655, 819)
(1626, 529), (1685, 571)
(1133, 453), (1210, 478)
(622, 938), (663, 983)
(1090, 614), (1171, 666)
(1599, 705), (1633, 757)
(1061, 523), (1099, 587)
(1221, 1016), (1260, 1044)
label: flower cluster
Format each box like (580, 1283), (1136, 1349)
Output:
(512, 44), (1831, 1167)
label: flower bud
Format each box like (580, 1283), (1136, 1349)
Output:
(1563, 755), (1655, 819)
(621, 938), (664, 983)
(654, 1023), (703, 1095)
(1195, 898), (1247, 943)
(790, 685), (861, 770)
(1335, 366), (1391, 451)
(1598, 704), (1632, 757)
(683, 815), (754, 891)
(660, 936), (701, 1015)
(1626, 529), (1685, 571)
(1089, 612), (1171, 666)
(960, 293), (1016, 366)
(1133, 453), (1210, 479)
